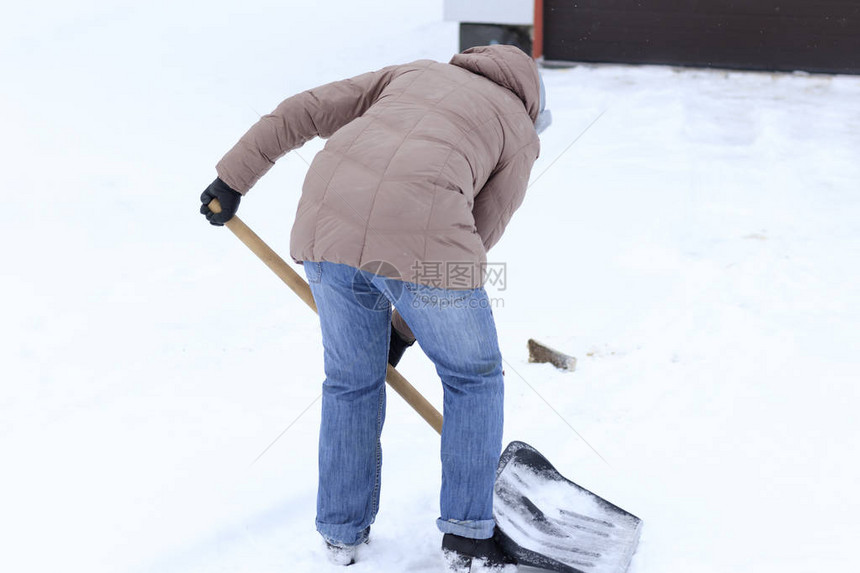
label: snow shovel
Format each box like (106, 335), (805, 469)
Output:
(207, 199), (642, 573)
(494, 442), (642, 573)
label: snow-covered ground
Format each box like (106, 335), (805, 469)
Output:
(2, 2), (859, 572)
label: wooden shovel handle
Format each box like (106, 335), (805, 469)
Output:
(208, 198), (443, 435)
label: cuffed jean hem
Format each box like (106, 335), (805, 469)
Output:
(436, 517), (496, 539)
(317, 521), (372, 547)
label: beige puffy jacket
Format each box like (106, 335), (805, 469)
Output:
(216, 45), (541, 289)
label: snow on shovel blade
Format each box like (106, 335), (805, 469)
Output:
(494, 442), (642, 573)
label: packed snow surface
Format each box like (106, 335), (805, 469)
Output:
(1, 2), (858, 573)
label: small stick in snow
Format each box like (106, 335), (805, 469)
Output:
(527, 339), (577, 372)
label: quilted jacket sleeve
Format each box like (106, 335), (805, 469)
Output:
(216, 65), (400, 194)
(472, 142), (539, 252)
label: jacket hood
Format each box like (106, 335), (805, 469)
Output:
(450, 45), (541, 122)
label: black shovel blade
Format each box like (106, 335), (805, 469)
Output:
(493, 441), (643, 573)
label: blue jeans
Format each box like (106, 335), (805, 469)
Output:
(304, 261), (504, 545)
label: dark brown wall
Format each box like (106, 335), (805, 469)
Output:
(543, 1), (860, 74)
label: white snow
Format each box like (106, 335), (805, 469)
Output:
(2, 2), (859, 573)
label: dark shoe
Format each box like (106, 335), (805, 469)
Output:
(324, 526), (370, 566)
(442, 530), (517, 572)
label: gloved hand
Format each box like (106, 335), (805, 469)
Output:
(388, 310), (416, 367)
(200, 177), (242, 226)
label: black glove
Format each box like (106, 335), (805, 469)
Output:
(200, 177), (242, 226)
(388, 326), (416, 367)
